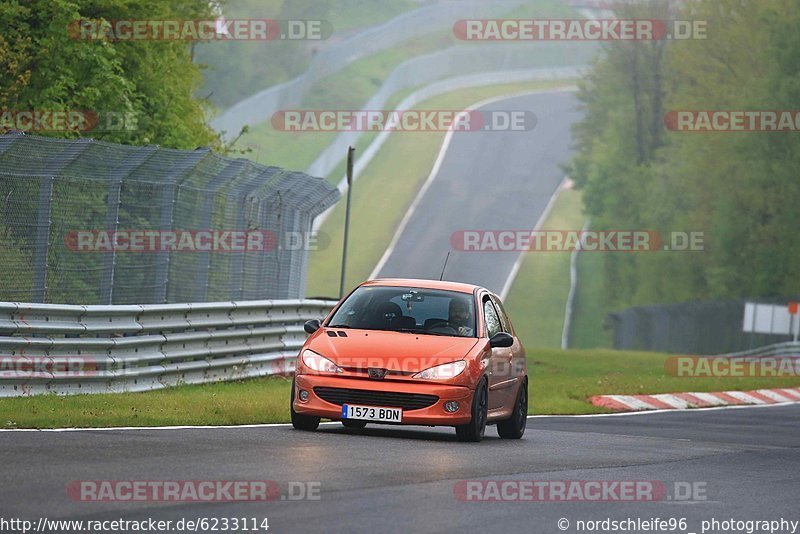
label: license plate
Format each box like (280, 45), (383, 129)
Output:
(342, 404), (402, 423)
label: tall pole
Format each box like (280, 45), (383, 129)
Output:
(339, 146), (355, 299)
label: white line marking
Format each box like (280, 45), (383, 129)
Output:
(2, 400), (799, 432)
(0, 421), (337, 433)
(0, 393), (800, 433)
(527, 399), (800, 418)
(500, 176), (568, 300)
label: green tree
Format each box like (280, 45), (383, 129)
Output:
(0, 0), (218, 149)
(569, 0), (800, 309)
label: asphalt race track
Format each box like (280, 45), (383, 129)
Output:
(2, 404), (798, 533)
(376, 90), (581, 295)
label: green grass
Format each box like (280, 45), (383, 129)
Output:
(504, 187), (587, 349)
(198, 0), (417, 109)
(305, 79), (579, 297)
(231, 0), (593, 174)
(500, 185), (614, 350)
(530, 348), (800, 415)
(323, 0), (416, 33)
(3, 348), (799, 428)
(0, 378), (292, 429)
(234, 33), (455, 174)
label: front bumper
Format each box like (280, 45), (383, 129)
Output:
(293, 374), (474, 425)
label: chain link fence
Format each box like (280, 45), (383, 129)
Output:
(0, 132), (339, 304)
(608, 295), (800, 355)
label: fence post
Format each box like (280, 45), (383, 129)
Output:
(228, 169), (273, 300)
(100, 148), (158, 304)
(153, 149), (209, 303)
(195, 160), (247, 301)
(31, 176), (54, 303)
(32, 138), (93, 303)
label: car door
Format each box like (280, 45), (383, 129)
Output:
(490, 293), (525, 387)
(482, 295), (514, 410)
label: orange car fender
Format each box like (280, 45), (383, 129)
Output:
(461, 343), (491, 389)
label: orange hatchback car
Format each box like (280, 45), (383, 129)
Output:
(291, 278), (528, 442)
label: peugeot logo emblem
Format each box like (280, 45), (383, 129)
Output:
(368, 367), (387, 379)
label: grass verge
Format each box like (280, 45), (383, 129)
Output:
(232, 0), (590, 174)
(500, 184), (614, 350)
(503, 186), (586, 350)
(570, 249), (615, 348)
(234, 33), (455, 173)
(3, 349), (798, 428)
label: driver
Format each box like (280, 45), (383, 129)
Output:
(448, 299), (474, 336)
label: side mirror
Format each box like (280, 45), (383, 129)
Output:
(489, 332), (514, 348)
(304, 319), (321, 334)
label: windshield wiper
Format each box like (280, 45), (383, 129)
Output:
(393, 328), (449, 336)
(326, 324), (353, 329)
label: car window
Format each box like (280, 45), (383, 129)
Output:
(389, 294), (448, 324)
(490, 294), (512, 334)
(483, 298), (501, 338)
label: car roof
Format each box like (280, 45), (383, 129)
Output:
(361, 278), (484, 295)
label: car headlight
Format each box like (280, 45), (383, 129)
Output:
(413, 360), (466, 380)
(301, 349), (343, 374)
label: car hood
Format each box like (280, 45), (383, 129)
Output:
(307, 328), (480, 373)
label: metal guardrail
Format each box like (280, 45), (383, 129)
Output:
(713, 341), (800, 359)
(0, 300), (336, 397)
(210, 0), (529, 140)
(562, 220), (591, 349)
(609, 295), (800, 355)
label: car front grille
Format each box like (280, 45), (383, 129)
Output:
(313, 387), (439, 411)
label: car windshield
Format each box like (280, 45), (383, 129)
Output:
(326, 286), (477, 337)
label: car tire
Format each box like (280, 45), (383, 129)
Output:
(497, 377), (527, 439)
(341, 419), (368, 429)
(456, 378), (488, 442)
(290, 382), (320, 431)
